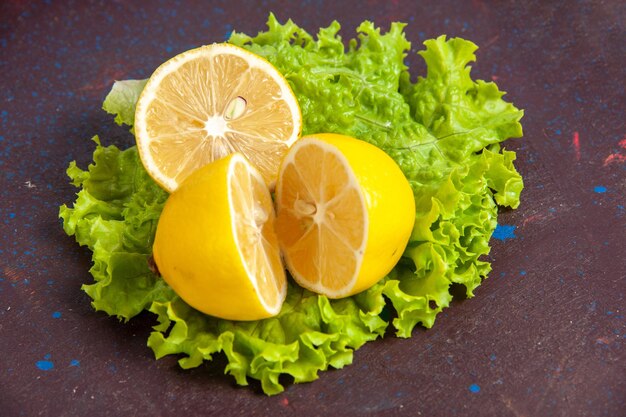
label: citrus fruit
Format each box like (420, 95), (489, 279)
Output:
(134, 43), (302, 192)
(274, 133), (415, 299)
(152, 153), (286, 320)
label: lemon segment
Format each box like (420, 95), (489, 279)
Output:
(135, 43), (302, 192)
(275, 133), (416, 299)
(153, 153), (286, 320)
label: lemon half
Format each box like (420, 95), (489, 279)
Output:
(153, 153), (286, 320)
(275, 133), (416, 298)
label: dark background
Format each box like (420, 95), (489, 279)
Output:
(1, 1), (624, 416)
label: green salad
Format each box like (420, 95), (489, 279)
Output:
(60, 15), (523, 395)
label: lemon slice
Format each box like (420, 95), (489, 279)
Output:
(135, 43), (302, 192)
(153, 153), (286, 320)
(275, 133), (415, 298)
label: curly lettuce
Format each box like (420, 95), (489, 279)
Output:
(59, 14), (523, 394)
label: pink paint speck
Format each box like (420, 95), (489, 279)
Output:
(572, 131), (581, 161)
(603, 153), (626, 166)
(522, 214), (546, 226)
(280, 398), (289, 406)
(603, 135), (626, 166)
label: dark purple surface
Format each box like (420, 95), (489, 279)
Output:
(1, 1), (625, 416)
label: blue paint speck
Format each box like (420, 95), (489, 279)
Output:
(594, 186), (607, 193)
(493, 224), (517, 241)
(490, 353), (497, 361)
(70, 359), (80, 367)
(9, 213), (15, 219)
(520, 270), (527, 276)
(555, 129), (561, 135)
(36, 360), (54, 371)
(469, 383), (481, 393)
(52, 311), (61, 318)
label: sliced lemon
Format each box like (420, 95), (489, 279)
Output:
(135, 43), (302, 192)
(153, 153), (286, 320)
(275, 133), (415, 299)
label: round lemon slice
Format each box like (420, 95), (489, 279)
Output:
(135, 43), (301, 192)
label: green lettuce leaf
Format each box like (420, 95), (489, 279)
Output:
(102, 79), (148, 127)
(148, 280), (386, 394)
(60, 14), (523, 394)
(60, 137), (171, 319)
